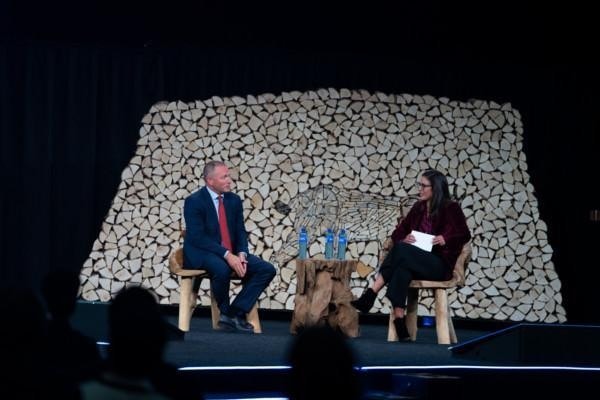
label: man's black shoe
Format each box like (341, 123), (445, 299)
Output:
(234, 316), (255, 334)
(218, 313), (255, 334)
(217, 314), (237, 332)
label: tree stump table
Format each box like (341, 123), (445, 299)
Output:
(290, 258), (359, 338)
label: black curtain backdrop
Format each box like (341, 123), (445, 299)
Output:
(1, 1), (598, 323)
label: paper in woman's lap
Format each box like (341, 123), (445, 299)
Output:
(410, 230), (434, 252)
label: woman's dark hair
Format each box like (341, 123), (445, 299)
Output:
(422, 169), (450, 216)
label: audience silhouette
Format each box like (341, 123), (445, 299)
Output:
(287, 325), (363, 400)
(1, 273), (365, 400)
(41, 268), (103, 383)
(79, 285), (178, 400)
(0, 284), (80, 399)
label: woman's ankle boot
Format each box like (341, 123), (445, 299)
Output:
(393, 317), (411, 341)
(351, 288), (376, 313)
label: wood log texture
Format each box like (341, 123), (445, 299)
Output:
(80, 89), (566, 323)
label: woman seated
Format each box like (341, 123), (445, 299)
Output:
(351, 169), (471, 340)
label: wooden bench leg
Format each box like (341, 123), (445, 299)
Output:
(387, 313), (398, 342)
(247, 303), (262, 334)
(178, 276), (198, 332)
(448, 301), (457, 344)
(406, 288), (419, 341)
(434, 288), (451, 345)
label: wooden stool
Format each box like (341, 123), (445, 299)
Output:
(387, 243), (472, 344)
(168, 247), (261, 333)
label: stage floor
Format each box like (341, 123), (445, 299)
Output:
(74, 303), (599, 399)
(73, 301), (600, 369)
(157, 315), (600, 400)
(162, 315), (492, 369)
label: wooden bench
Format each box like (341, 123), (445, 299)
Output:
(168, 247), (261, 333)
(385, 242), (472, 344)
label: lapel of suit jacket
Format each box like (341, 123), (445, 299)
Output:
(201, 187), (220, 232)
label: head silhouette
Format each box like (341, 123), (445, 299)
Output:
(0, 286), (49, 398)
(0, 286), (46, 351)
(41, 268), (81, 320)
(288, 325), (361, 400)
(108, 286), (167, 378)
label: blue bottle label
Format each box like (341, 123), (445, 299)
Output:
(325, 229), (334, 259)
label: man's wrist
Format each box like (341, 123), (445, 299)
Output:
(224, 250), (230, 258)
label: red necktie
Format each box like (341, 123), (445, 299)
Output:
(218, 195), (232, 251)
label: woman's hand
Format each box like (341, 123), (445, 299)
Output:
(403, 234), (416, 244)
(432, 235), (446, 246)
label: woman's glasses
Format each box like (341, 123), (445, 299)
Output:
(416, 182), (432, 190)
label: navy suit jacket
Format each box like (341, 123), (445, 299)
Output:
(183, 187), (249, 268)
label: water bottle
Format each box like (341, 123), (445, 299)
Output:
(325, 228), (334, 259)
(298, 227), (308, 260)
(336, 228), (347, 260)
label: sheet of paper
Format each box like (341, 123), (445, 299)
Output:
(410, 230), (434, 252)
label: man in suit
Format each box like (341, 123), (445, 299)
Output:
(183, 160), (276, 333)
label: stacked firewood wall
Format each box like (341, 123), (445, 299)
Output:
(80, 89), (566, 323)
